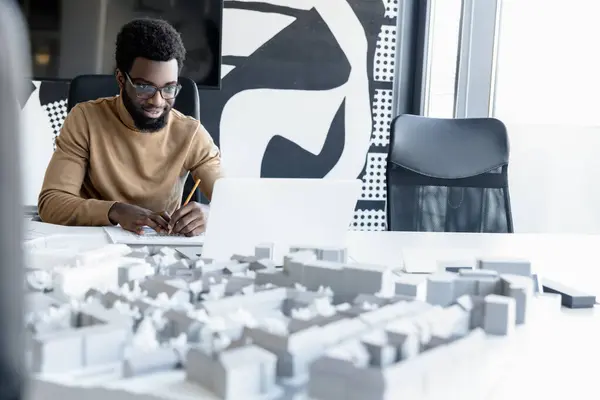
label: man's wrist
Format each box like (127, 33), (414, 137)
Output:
(108, 202), (123, 225)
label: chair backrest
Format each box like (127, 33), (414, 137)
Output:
(67, 74), (202, 203)
(67, 75), (120, 112)
(386, 114), (513, 233)
(0, 0), (28, 395)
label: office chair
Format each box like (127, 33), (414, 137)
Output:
(386, 114), (514, 233)
(67, 74), (203, 203)
(0, 0), (28, 398)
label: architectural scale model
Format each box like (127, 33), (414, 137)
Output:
(24, 241), (554, 400)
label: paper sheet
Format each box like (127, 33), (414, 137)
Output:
(24, 220), (101, 241)
(103, 226), (204, 246)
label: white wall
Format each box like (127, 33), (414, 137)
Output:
(495, 0), (600, 126)
(20, 82), (56, 207)
(508, 124), (600, 234)
(495, 0), (600, 234)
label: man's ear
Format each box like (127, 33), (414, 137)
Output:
(115, 69), (125, 91)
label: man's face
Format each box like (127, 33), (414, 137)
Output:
(117, 57), (179, 132)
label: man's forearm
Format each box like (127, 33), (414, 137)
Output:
(38, 189), (116, 226)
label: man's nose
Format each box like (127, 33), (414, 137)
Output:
(146, 91), (165, 107)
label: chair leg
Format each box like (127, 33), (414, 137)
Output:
(503, 188), (514, 233)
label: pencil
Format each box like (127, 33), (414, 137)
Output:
(182, 178), (201, 208)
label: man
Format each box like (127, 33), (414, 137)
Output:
(38, 18), (222, 237)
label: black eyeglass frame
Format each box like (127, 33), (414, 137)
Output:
(125, 73), (182, 100)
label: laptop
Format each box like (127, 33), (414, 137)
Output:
(200, 178), (362, 262)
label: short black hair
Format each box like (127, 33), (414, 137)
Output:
(115, 18), (186, 74)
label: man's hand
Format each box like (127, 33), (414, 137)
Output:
(169, 202), (206, 236)
(108, 203), (170, 234)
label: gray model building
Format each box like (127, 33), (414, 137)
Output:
(187, 344), (282, 400)
(24, 243), (542, 400)
(29, 300), (132, 373)
(256, 250), (393, 303)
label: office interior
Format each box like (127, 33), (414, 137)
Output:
(3, 0), (600, 398)
(17, 0), (600, 234)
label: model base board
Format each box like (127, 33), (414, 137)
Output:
(24, 243), (557, 400)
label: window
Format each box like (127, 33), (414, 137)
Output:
(493, 0), (600, 126)
(422, 0), (463, 118)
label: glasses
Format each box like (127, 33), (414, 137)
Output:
(125, 73), (182, 100)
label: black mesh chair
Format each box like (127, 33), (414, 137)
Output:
(386, 114), (514, 233)
(67, 74), (202, 203)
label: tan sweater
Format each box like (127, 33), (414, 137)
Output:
(38, 95), (223, 226)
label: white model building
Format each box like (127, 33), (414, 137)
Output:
(187, 344), (282, 400)
(24, 242), (544, 400)
(29, 300), (132, 374)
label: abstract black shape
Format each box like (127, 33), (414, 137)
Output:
(18, 81), (37, 109)
(38, 80), (69, 107)
(200, 0), (387, 181)
(261, 99), (346, 178)
(200, 6), (351, 149)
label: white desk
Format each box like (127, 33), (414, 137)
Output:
(22, 222), (600, 399)
(350, 231), (600, 399)
(347, 231), (600, 297)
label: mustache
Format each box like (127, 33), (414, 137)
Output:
(142, 106), (166, 112)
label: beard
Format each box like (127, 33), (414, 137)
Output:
(121, 90), (171, 132)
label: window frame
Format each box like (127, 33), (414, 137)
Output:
(454, 0), (502, 118)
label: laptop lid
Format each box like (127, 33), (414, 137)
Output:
(201, 178), (361, 262)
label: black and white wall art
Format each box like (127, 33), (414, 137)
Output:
(20, 0), (398, 231)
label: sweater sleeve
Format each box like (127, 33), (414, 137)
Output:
(38, 105), (116, 226)
(187, 123), (224, 201)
